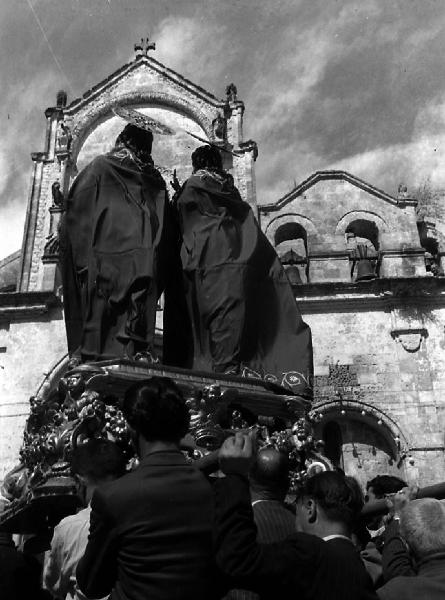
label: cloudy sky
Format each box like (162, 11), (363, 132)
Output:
(1, 0), (445, 259)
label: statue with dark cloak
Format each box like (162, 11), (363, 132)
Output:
(173, 145), (313, 397)
(60, 123), (181, 363)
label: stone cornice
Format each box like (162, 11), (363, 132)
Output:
(307, 248), (425, 260)
(0, 292), (61, 320)
(259, 170), (418, 212)
(65, 56), (225, 115)
(238, 140), (258, 160)
(30, 152), (47, 162)
(293, 277), (445, 313)
(44, 107), (63, 120)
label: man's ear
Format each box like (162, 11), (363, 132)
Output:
(306, 498), (317, 523)
(128, 426), (140, 455)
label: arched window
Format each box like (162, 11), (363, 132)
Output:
(417, 222), (443, 276)
(275, 222), (307, 248)
(275, 222), (308, 284)
(345, 219), (379, 251)
(345, 220), (380, 281)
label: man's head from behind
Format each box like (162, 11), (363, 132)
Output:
(295, 471), (363, 538)
(122, 376), (190, 450)
(400, 498), (445, 562)
(249, 448), (290, 502)
(191, 145), (223, 173)
(115, 123), (153, 157)
(71, 439), (126, 500)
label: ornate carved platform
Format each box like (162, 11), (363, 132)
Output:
(0, 359), (320, 533)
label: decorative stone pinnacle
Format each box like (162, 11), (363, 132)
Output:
(134, 36), (156, 58)
(226, 83), (237, 103)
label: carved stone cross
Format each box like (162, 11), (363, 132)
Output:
(134, 36), (156, 57)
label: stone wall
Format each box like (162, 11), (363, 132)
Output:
(0, 307), (67, 481)
(301, 299), (445, 488)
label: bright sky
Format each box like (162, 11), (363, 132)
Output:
(1, 0), (445, 259)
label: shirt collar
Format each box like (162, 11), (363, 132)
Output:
(139, 449), (189, 467)
(323, 534), (353, 544)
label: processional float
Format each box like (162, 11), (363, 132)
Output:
(0, 108), (326, 533)
(0, 356), (331, 532)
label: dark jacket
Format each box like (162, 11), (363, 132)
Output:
(226, 498), (297, 600)
(77, 450), (220, 600)
(0, 533), (43, 600)
(252, 499), (296, 543)
(215, 474), (378, 600)
(378, 520), (445, 600)
(378, 556), (445, 600)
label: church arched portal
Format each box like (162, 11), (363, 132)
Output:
(311, 400), (409, 489)
(74, 105), (208, 186)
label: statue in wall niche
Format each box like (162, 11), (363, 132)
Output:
(56, 121), (72, 152)
(212, 114), (225, 139)
(43, 232), (60, 257)
(60, 106), (185, 364)
(51, 181), (64, 208)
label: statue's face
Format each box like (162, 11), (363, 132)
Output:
(67, 374), (81, 388)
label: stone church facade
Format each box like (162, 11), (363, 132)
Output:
(0, 44), (444, 489)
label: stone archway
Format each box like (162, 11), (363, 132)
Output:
(68, 90), (215, 164)
(265, 213), (318, 247)
(311, 399), (409, 488)
(335, 211), (388, 236)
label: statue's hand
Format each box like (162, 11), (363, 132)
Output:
(170, 169), (182, 193)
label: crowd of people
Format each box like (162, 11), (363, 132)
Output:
(1, 376), (444, 600)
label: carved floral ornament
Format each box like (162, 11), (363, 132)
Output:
(390, 328), (428, 353)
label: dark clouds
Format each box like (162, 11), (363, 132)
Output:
(295, 2), (445, 161)
(1, 0), (445, 257)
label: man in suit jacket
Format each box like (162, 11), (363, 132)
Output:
(216, 433), (378, 600)
(378, 493), (445, 600)
(249, 448), (296, 542)
(226, 447), (296, 600)
(77, 376), (220, 600)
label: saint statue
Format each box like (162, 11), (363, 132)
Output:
(60, 115), (179, 363)
(173, 145), (313, 397)
(51, 181), (64, 208)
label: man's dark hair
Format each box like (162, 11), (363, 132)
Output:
(249, 448), (290, 498)
(366, 475), (407, 498)
(116, 123), (153, 161)
(71, 439), (126, 483)
(191, 145), (223, 172)
(122, 376), (190, 443)
(297, 471), (364, 528)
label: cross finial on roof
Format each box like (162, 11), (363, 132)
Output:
(134, 36), (156, 58)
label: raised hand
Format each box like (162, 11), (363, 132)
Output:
(387, 486), (419, 519)
(219, 432), (255, 477)
(170, 169), (182, 193)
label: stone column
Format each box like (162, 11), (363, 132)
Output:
(18, 153), (46, 292)
(225, 93), (258, 211)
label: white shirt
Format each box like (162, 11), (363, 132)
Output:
(43, 506), (108, 600)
